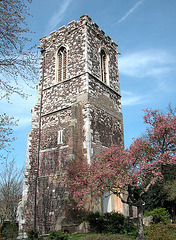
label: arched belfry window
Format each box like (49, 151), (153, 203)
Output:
(100, 49), (109, 85)
(56, 46), (67, 82)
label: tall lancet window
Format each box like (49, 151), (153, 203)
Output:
(57, 46), (67, 82)
(100, 49), (108, 85)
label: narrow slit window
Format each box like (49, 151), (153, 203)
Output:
(57, 47), (67, 82)
(100, 49), (108, 84)
(58, 130), (63, 144)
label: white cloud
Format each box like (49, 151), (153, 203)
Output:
(118, 49), (175, 79)
(118, 0), (144, 23)
(119, 49), (176, 106)
(121, 90), (149, 106)
(46, 0), (72, 32)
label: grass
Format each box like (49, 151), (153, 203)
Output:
(69, 233), (133, 240)
(69, 233), (88, 240)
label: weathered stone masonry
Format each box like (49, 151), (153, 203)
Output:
(19, 14), (124, 237)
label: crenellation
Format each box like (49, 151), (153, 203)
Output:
(105, 35), (111, 41)
(98, 29), (105, 36)
(39, 36), (48, 42)
(111, 40), (118, 49)
(79, 14), (92, 23)
(68, 20), (76, 27)
(58, 25), (66, 32)
(50, 30), (57, 36)
(91, 22), (99, 30)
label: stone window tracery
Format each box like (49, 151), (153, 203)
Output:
(56, 46), (67, 82)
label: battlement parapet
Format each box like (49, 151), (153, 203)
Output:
(41, 14), (117, 49)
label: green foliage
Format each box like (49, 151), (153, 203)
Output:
(146, 208), (170, 224)
(86, 212), (104, 233)
(145, 222), (176, 240)
(163, 179), (176, 201)
(143, 165), (176, 217)
(103, 212), (125, 233)
(143, 183), (166, 211)
(143, 210), (151, 217)
(46, 230), (69, 240)
(1, 221), (18, 239)
(86, 211), (135, 235)
(27, 229), (39, 240)
(121, 224), (138, 239)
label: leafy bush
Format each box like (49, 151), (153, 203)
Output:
(1, 221), (18, 239)
(146, 222), (176, 240)
(86, 212), (104, 233)
(46, 230), (68, 240)
(27, 229), (39, 240)
(103, 212), (125, 233)
(146, 207), (170, 224)
(86, 211), (135, 235)
(144, 210), (151, 217)
(121, 224), (138, 239)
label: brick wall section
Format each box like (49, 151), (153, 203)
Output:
(19, 14), (124, 237)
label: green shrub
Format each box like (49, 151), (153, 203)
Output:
(146, 222), (176, 240)
(147, 207), (170, 224)
(143, 210), (151, 217)
(121, 223), (138, 239)
(86, 212), (104, 233)
(46, 230), (68, 240)
(103, 212), (125, 233)
(27, 229), (39, 240)
(1, 221), (18, 239)
(86, 211), (135, 235)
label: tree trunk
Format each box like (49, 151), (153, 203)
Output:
(137, 204), (145, 239)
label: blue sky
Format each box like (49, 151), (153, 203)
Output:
(1, 0), (176, 168)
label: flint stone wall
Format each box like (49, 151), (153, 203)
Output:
(19, 14), (123, 236)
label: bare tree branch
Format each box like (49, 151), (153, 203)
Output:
(0, 0), (38, 101)
(0, 157), (23, 222)
(0, 113), (18, 160)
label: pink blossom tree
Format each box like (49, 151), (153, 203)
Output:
(69, 109), (176, 239)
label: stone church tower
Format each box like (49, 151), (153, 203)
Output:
(19, 15), (125, 237)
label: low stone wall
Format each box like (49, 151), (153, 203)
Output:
(143, 216), (153, 226)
